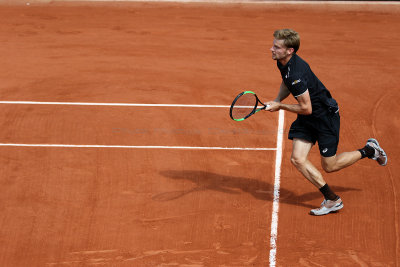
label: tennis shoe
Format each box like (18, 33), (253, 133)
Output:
(310, 197), (343, 216)
(366, 138), (388, 166)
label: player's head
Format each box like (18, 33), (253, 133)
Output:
(270, 29), (300, 63)
(273, 29), (300, 53)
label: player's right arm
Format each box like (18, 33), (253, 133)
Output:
(265, 79), (312, 115)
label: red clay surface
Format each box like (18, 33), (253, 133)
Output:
(0, 1), (399, 266)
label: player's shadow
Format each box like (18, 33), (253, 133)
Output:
(156, 170), (361, 209)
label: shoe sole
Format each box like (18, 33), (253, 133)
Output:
(367, 138), (388, 166)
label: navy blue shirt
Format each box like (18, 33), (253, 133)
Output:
(277, 53), (334, 117)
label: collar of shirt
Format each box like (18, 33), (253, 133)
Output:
(277, 53), (297, 72)
(277, 54), (298, 79)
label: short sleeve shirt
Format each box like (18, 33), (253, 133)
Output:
(277, 54), (333, 117)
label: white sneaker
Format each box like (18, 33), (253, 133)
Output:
(366, 138), (388, 166)
(310, 197), (343, 216)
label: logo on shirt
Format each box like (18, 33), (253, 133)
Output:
(322, 148), (328, 154)
(292, 79), (301, 85)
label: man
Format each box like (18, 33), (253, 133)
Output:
(265, 29), (387, 216)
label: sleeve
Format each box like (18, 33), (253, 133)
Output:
(287, 76), (308, 98)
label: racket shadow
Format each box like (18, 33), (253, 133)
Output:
(157, 170), (361, 209)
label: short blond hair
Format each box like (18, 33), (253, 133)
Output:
(273, 29), (300, 53)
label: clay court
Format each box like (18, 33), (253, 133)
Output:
(0, 0), (399, 266)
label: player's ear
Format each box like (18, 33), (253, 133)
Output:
(287, 47), (295, 55)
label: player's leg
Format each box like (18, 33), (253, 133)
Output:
(288, 117), (325, 188)
(290, 138), (325, 188)
(289, 118), (338, 196)
(321, 151), (362, 173)
(288, 117), (342, 215)
(291, 138), (342, 216)
(319, 112), (387, 172)
(321, 141), (387, 172)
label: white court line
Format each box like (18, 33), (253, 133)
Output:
(0, 101), (257, 108)
(52, 0), (400, 5)
(0, 101), (230, 108)
(269, 109), (284, 267)
(0, 143), (276, 151)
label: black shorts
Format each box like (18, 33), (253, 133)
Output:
(288, 113), (340, 157)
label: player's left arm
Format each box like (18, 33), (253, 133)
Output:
(274, 80), (291, 102)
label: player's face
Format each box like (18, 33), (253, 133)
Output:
(270, 39), (292, 62)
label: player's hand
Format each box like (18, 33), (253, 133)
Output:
(265, 101), (281, 112)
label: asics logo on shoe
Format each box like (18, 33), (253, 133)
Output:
(334, 202), (343, 208)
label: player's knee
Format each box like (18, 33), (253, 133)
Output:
(322, 162), (336, 173)
(290, 156), (306, 168)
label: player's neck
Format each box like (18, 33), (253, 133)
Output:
(278, 54), (293, 66)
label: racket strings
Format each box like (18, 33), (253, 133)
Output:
(231, 93), (257, 120)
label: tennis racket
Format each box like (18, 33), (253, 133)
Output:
(230, 91), (269, 121)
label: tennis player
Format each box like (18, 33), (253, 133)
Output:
(265, 29), (388, 216)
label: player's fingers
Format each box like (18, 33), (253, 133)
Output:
(266, 102), (280, 112)
(264, 102), (273, 110)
